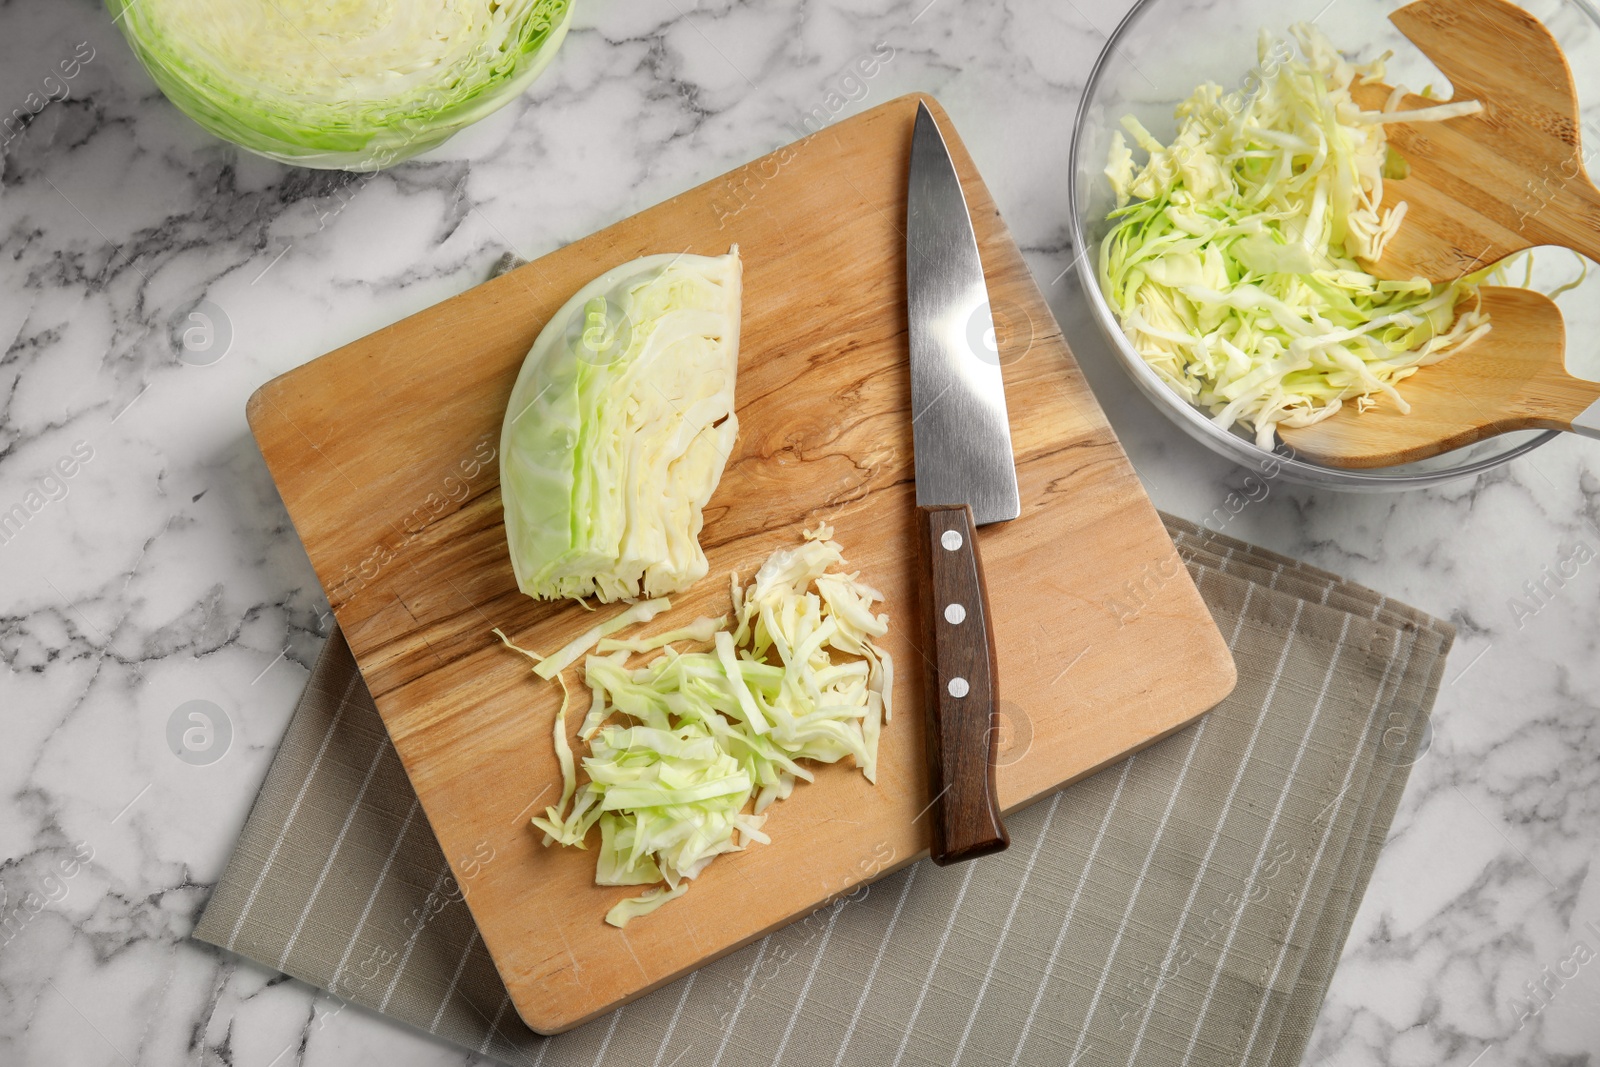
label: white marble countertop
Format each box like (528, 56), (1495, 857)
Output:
(3, 1), (1598, 1064)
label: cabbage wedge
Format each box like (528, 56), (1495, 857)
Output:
(501, 250), (742, 604)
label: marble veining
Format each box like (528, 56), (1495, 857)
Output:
(2, 0), (1599, 1064)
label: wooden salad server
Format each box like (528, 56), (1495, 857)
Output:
(906, 102), (1018, 864)
(1278, 287), (1600, 467)
(1280, 0), (1600, 466)
(1356, 0), (1600, 284)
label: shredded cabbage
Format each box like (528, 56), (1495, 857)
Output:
(109, 0), (572, 170)
(503, 528), (894, 927)
(596, 615), (727, 654)
(529, 598), (671, 680)
(1101, 25), (1499, 449)
(501, 250), (742, 604)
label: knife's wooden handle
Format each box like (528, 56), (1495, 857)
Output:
(915, 504), (1008, 865)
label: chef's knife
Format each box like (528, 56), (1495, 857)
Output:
(906, 101), (1020, 866)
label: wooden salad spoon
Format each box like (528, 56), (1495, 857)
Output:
(1278, 287), (1600, 468)
(1354, 0), (1600, 284)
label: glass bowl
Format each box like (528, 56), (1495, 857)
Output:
(1069, 0), (1600, 490)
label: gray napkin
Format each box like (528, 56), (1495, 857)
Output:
(193, 515), (1452, 1066)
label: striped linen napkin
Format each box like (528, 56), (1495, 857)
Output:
(193, 514), (1452, 1066)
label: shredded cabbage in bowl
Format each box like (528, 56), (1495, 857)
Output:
(1101, 24), (1498, 449)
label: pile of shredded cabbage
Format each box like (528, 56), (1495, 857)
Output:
(1101, 25), (1496, 449)
(498, 525), (893, 927)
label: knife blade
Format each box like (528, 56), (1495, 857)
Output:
(906, 99), (1018, 866)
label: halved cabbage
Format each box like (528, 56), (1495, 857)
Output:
(108, 0), (572, 169)
(501, 250), (742, 604)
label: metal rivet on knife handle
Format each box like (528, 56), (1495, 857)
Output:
(916, 503), (1008, 865)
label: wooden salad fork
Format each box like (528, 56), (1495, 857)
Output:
(1355, 0), (1600, 284)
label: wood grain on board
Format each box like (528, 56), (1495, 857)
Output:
(247, 94), (1236, 1034)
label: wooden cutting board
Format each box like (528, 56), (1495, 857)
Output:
(247, 93), (1236, 1035)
